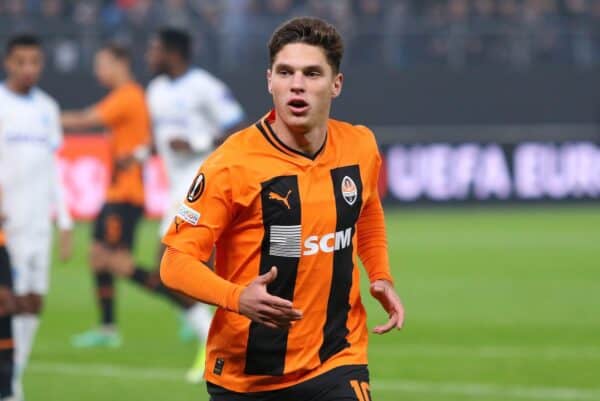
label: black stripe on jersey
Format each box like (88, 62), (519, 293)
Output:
(245, 175), (301, 376)
(265, 119), (327, 161)
(255, 122), (293, 157)
(319, 165), (364, 363)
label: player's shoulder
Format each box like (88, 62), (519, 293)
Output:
(32, 88), (60, 111)
(187, 67), (214, 81)
(147, 75), (169, 93)
(127, 81), (146, 96)
(329, 119), (378, 148)
(202, 123), (258, 167)
(187, 68), (225, 89)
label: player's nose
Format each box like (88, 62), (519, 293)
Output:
(290, 72), (305, 91)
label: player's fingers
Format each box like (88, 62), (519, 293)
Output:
(392, 301), (405, 329)
(372, 313), (399, 335)
(263, 293), (294, 310)
(256, 266), (278, 285)
(269, 299), (303, 316)
(260, 305), (303, 323)
(257, 312), (293, 330)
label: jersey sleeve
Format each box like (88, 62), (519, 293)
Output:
(95, 88), (129, 126)
(48, 100), (64, 151)
(162, 153), (235, 262)
(49, 101), (72, 230)
(355, 126), (394, 284)
(161, 152), (244, 311)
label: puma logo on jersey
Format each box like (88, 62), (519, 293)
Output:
(269, 189), (292, 210)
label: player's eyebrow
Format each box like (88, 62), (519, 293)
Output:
(274, 63), (324, 73)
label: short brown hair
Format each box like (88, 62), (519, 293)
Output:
(268, 17), (344, 73)
(100, 42), (131, 64)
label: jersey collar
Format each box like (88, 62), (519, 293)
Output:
(256, 109), (328, 162)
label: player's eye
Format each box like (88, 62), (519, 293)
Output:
(278, 69), (291, 76)
(306, 70), (322, 78)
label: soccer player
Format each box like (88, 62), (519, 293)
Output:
(145, 27), (245, 382)
(0, 228), (14, 401)
(0, 34), (73, 400)
(61, 43), (151, 348)
(0, 187), (15, 401)
(160, 17), (405, 401)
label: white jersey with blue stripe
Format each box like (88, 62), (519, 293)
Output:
(147, 68), (245, 201)
(0, 83), (67, 234)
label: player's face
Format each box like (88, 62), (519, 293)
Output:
(267, 43), (343, 134)
(3, 46), (44, 91)
(93, 50), (118, 87)
(146, 38), (169, 75)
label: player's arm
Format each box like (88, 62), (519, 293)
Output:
(50, 109), (74, 261)
(198, 76), (245, 148)
(357, 191), (404, 334)
(159, 162), (301, 329)
(60, 107), (104, 131)
(356, 130), (404, 334)
(0, 186), (4, 229)
(52, 154), (73, 261)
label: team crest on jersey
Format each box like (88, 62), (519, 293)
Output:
(186, 173), (205, 202)
(341, 176), (358, 205)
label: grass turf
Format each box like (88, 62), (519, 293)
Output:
(25, 207), (600, 400)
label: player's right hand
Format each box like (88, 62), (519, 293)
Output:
(169, 137), (193, 153)
(239, 266), (303, 330)
(59, 229), (73, 261)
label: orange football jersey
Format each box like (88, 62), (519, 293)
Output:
(95, 82), (151, 206)
(163, 110), (393, 392)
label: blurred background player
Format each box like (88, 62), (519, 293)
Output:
(110, 27), (245, 382)
(146, 27), (244, 382)
(0, 34), (73, 401)
(0, 190), (15, 401)
(61, 43), (151, 348)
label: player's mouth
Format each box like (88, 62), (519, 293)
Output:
(287, 98), (309, 115)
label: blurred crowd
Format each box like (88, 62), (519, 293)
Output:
(1, 0), (600, 71)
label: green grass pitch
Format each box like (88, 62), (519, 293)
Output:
(25, 207), (600, 400)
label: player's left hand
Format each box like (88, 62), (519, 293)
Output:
(115, 155), (136, 170)
(59, 229), (73, 261)
(370, 279), (404, 334)
(169, 138), (193, 153)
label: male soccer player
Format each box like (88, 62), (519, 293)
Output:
(0, 228), (14, 401)
(160, 17), (404, 400)
(0, 34), (73, 400)
(145, 27), (245, 382)
(0, 188), (15, 401)
(61, 43), (151, 348)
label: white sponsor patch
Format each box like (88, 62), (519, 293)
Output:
(269, 225), (302, 258)
(176, 203), (201, 225)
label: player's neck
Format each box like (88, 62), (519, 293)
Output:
(5, 79), (33, 96)
(271, 118), (327, 157)
(111, 74), (133, 88)
(168, 63), (189, 79)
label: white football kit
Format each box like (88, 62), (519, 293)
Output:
(147, 68), (244, 235)
(0, 83), (72, 295)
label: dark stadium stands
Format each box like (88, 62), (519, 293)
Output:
(1, 0), (600, 72)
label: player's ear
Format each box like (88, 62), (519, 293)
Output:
(267, 69), (273, 94)
(331, 72), (343, 99)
